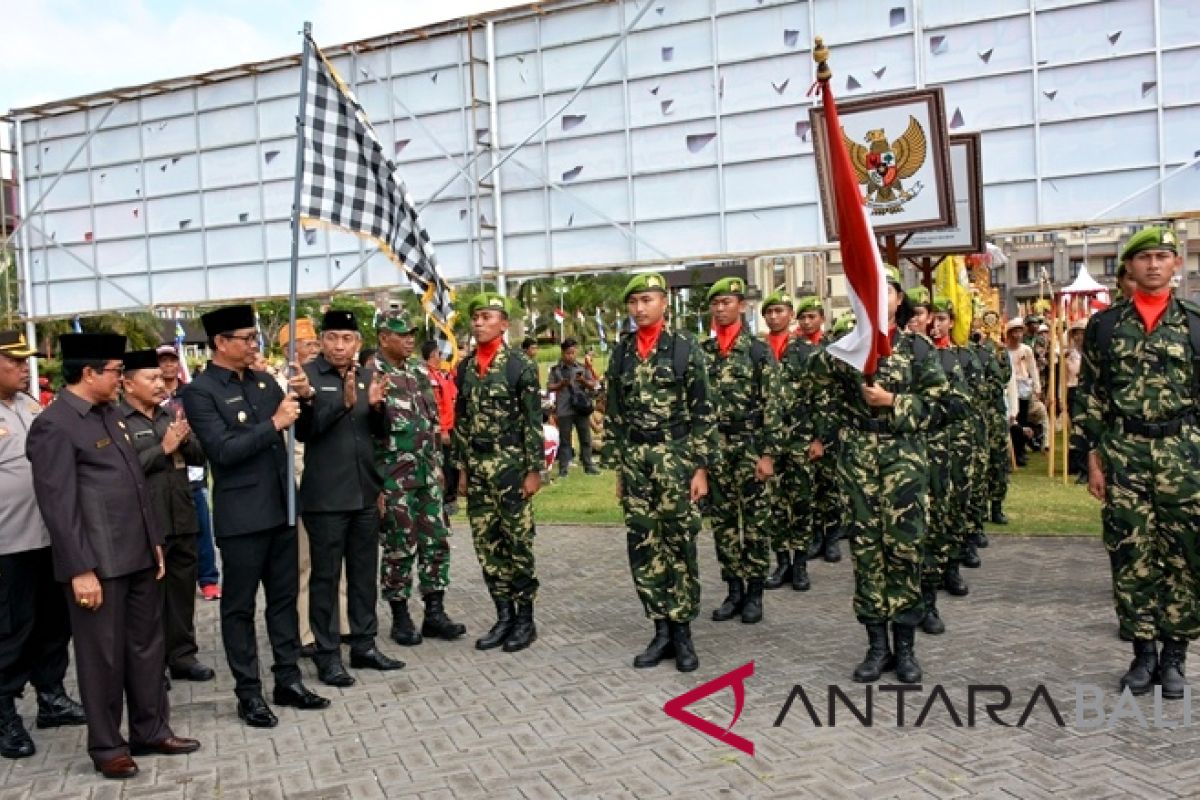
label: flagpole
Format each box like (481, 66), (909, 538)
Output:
(286, 20), (313, 527)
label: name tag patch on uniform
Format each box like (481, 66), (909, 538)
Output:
(95, 438), (112, 449)
(225, 397), (244, 405)
(133, 430), (155, 439)
(320, 386), (338, 392)
(396, 399), (412, 411)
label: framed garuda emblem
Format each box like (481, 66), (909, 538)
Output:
(810, 88), (955, 241)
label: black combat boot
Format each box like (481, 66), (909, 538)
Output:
(1160, 639), (1188, 700)
(670, 622), (699, 673)
(942, 564), (969, 597)
(389, 599), (423, 646)
(960, 538), (981, 569)
(741, 580), (765, 624)
(502, 602), (537, 652)
(421, 591), (467, 640)
(633, 619), (674, 668)
(1120, 639), (1159, 696)
(990, 501), (1007, 525)
(852, 623), (894, 683)
(823, 530), (842, 563)
(34, 685), (86, 728)
(765, 551), (792, 589)
(712, 578), (745, 621)
(0, 698), (34, 759)
(975, 531), (989, 548)
(475, 597), (515, 650)
(791, 553), (811, 591)
(920, 588), (945, 635)
(892, 623), (922, 684)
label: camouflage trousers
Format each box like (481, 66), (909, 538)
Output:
(986, 410), (1011, 504)
(708, 438), (773, 581)
(618, 440), (702, 623)
(967, 430), (989, 535)
(379, 483), (451, 601)
(1102, 432), (1200, 641)
(769, 454), (817, 554)
(814, 452), (845, 544)
(465, 462), (538, 603)
(839, 431), (927, 626)
(924, 427), (976, 588)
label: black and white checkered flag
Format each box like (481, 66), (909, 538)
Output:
(298, 36), (458, 364)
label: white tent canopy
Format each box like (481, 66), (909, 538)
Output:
(1061, 264), (1107, 295)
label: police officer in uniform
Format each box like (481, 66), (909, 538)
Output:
(183, 305), (328, 728)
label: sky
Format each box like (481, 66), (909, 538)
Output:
(0, 0), (512, 113)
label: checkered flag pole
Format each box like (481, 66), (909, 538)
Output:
(295, 31), (459, 365)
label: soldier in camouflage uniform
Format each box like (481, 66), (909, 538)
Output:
(905, 287), (932, 335)
(922, 298), (981, 634)
(1073, 226), (1200, 700)
(454, 294), (544, 654)
(765, 292), (822, 592)
(606, 273), (716, 672)
(970, 323), (1012, 530)
(375, 311), (467, 647)
(809, 267), (959, 684)
(702, 278), (780, 624)
(795, 297), (844, 564)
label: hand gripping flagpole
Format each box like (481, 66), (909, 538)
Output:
(286, 21), (314, 527)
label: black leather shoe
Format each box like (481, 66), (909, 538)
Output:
(35, 686), (87, 728)
(237, 695), (279, 728)
(316, 660), (356, 687)
(272, 683), (331, 710)
(792, 554), (811, 591)
(0, 706), (34, 759)
(633, 620), (674, 668)
(670, 622), (699, 673)
(169, 662), (216, 682)
(920, 589), (945, 635)
(389, 599), (423, 646)
(349, 646), (404, 671)
(584, 465), (601, 475)
(502, 602), (537, 653)
(765, 551), (792, 590)
(975, 531), (989, 548)
(421, 591), (467, 640)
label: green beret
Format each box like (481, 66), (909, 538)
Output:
(761, 290), (794, 311)
(1121, 226), (1177, 262)
(796, 295), (824, 314)
(377, 309), (416, 335)
(622, 272), (668, 302)
(831, 313), (857, 337)
(884, 264), (902, 289)
(931, 296), (954, 314)
(706, 277), (747, 302)
(467, 293), (509, 318)
(905, 286), (930, 305)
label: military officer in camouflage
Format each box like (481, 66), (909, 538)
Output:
(763, 291), (820, 592)
(794, 297), (843, 564)
(702, 278), (780, 624)
(905, 287), (932, 335)
(606, 273), (716, 672)
(454, 294), (544, 653)
(375, 311), (467, 647)
(1074, 226), (1200, 700)
(810, 266), (958, 684)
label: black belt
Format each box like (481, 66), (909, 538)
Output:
(469, 432), (522, 453)
(629, 422), (689, 445)
(1122, 413), (1196, 438)
(858, 417), (894, 435)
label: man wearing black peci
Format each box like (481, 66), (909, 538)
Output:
(183, 305), (329, 728)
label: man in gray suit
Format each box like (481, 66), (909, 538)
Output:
(27, 334), (199, 779)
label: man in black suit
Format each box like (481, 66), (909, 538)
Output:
(26, 334), (199, 779)
(182, 305), (328, 728)
(295, 310), (403, 686)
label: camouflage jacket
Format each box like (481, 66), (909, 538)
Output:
(605, 328), (716, 471)
(452, 345), (543, 476)
(974, 339), (1011, 417)
(376, 354), (441, 490)
(1073, 296), (1200, 454)
(809, 331), (960, 443)
(930, 343), (982, 438)
(700, 327), (781, 458)
(775, 336), (821, 458)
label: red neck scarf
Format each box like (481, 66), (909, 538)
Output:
(1132, 289), (1171, 333)
(475, 338), (503, 376)
(768, 331), (790, 360)
(635, 319), (665, 359)
(804, 329), (823, 345)
(932, 334), (951, 349)
(715, 320), (742, 357)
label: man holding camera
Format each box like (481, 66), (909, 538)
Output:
(547, 339), (599, 477)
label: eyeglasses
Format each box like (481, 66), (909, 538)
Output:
(220, 332), (259, 344)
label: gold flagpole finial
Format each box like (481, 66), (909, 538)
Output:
(813, 37), (831, 82)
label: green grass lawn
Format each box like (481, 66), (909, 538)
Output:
(515, 450), (1102, 536)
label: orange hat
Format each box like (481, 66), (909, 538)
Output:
(278, 318), (317, 346)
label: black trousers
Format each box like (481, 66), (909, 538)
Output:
(1010, 397), (1033, 463)
(442, 442), (460, 504)
(302, 508), (380, 659)
(66, 567), (172, 765)
(162, 533), (200, 670)
(217, 527), (301, 699)
(557, 414), (594, 469)
(0, 547), (71, 700)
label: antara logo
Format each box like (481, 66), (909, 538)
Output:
(662, 661), (755, 756)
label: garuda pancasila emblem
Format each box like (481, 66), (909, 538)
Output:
(844, 116), (927, 215)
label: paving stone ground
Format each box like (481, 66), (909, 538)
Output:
(2, 525), (1197, 799)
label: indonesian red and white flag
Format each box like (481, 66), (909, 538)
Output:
(816, 81), (891, 376)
